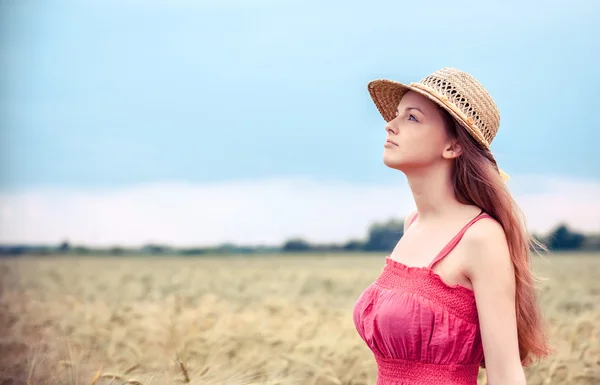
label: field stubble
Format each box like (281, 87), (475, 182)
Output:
(0, 253), (598, 385)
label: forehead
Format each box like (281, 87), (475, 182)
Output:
(396, 90), (439, 114)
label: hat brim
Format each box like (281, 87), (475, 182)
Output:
(368, 79), (489, 147)
(367, 79), (510, 181)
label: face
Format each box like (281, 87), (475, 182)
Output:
(383, 90), (461, 173)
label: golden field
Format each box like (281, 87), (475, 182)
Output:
(0, 252), (599, 385)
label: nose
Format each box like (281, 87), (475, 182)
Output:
(385, 121), (398, 136)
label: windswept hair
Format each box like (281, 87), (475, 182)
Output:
(440, 107), (552, 367)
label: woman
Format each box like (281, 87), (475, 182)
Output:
(352, 68), (551, 385)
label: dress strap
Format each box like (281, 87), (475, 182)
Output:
(427, 210), (491, 269)
(407, 212), (419, 228)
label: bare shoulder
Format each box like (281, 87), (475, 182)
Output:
(461, 216), (514, 287)
(461, 217), (526, 383)
(403, 210), (418, 232)
(463, 215), (507, 244)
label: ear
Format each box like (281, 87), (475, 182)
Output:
(442, 139), (462, 159)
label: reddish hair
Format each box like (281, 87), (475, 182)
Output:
(440, 108), (552, 367)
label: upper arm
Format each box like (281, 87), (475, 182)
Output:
(463, 218), (526, 384)
(404, 210), (417, 233)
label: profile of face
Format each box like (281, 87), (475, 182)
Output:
(383, 91), (462, 173)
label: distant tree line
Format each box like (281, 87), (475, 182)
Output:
(1, 219), (598, 257)
(279, 221), (599, 253)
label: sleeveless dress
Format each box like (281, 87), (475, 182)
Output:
(353, 212), (491, 385)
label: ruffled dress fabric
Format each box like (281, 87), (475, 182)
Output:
(352, 213), (490, 385)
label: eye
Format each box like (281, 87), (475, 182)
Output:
(408, 114), (419, 122)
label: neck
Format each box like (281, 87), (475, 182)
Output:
(405, 165), (465, 220)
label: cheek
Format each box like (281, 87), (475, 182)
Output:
(402, 128), (441, 156)
(384, 127), (444, 166)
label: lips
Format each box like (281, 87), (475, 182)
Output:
(385, 139), (398, 147)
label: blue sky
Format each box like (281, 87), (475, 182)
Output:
(2, 0), (599, 191)
(1, 0), (599, 245)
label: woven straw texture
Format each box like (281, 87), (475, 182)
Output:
(367, 68), (501, 149)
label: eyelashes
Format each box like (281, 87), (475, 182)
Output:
(394, 111), (420, 123)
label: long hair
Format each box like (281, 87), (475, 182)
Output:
(439, 108), (552, 367)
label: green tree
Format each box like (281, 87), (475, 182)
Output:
(58, 240), (71, 253)
(364, 219), (404, 251)
(282, 238), (312, 252)
(546, 224), (585, 250)
(343, 240), (365, 251)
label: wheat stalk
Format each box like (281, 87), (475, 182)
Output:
(179, 360), (190, 383)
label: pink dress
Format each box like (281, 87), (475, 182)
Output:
(353, 212), (490, 385)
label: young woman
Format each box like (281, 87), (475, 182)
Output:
(352, 68), (551, 385)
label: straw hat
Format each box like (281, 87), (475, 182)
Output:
(367, 67), (509, 181)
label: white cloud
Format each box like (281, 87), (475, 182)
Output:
(0, 175), (598, 247)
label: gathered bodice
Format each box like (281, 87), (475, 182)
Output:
(352, 212), (490, 385)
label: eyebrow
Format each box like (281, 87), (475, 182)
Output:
(408, 106), (424, 114)
(396, 106), (425, 115)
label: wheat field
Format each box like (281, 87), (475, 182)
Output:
(0, 252), (598, 385)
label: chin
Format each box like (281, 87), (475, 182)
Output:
(382, 153), (404, 171)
